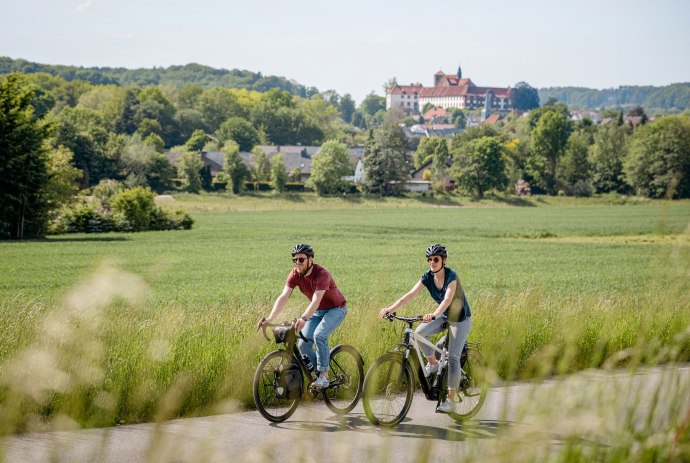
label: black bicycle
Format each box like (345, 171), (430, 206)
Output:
(362, 313), (489, 426)
(253, 321), (364, 423)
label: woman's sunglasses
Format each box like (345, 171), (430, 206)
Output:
(292, 257), (307, 264)
(427, 257), (441, 263)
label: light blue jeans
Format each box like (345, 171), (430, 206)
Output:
(298, 306), (347, 373)
(415, 316), (472, 389)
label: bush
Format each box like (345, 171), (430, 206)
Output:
(50, 188), (193, 234)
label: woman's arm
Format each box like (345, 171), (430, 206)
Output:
(379, 280), (425, 318)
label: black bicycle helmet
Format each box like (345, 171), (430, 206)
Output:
(425, 244), (447, 258)
(291, 243), (314, 257)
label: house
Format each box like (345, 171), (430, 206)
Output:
(410, 159), (456, 191)
(387, 69), (513, 114)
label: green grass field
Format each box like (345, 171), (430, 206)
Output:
(1, 194), (689, 457)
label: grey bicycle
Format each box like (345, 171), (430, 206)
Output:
(362, 313), (489, 426)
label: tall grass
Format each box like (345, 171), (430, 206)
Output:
(0, 196), (689, 460)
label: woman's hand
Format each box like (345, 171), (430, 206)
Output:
(422, 313), (436, 322)
(378, 307), (392, 319)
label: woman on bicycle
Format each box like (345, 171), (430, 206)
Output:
(259, 243), (348, 390)
(379, 244), (472, 413)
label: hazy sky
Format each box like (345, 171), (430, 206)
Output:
(3, 0), (690, 104)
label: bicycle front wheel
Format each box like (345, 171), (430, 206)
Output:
(449, 347), (488, 421)
(253, 350), (302, 423)
(362, 353), (414, 426)
(323, 344), (364, 415)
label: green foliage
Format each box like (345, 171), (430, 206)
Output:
(270, 153), (288, 193)
(361, 124), (410, 195)
(512, 81), (540, 111)
(452, 136), (508, 198)
(250, 146), (270, 183)
(307, 140), (351, 195)
(625, 115), (690, 198)
(185, 129), (208, 152)
(0, 73), (52, 239)
(414, 137), (447, 168)
(222, 141), (249, 194)
(588, 123), (630, 194)
(529, 110), (572, 194)
(178, 150), (202, 193)
(559, 128), (593, 196)
(539, 83), (690, 112)
(216, 117), (259, 152)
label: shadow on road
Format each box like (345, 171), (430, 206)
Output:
(271, 413), (513, 442)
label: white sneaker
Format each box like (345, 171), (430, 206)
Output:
(424, 362), (439, 377)
(436, 398), (455, 414)
(311, 375), (330, 389)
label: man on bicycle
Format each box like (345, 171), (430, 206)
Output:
(379, 244), (472, 413)
(259, 243), (348, 390)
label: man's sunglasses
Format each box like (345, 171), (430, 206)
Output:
(292, 257), (308, 264)
(427, 257), (442, 263)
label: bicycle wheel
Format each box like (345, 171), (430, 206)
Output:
(253, 350), (303, 423)
(362, 353), (414, 426)
(449, 347), (488, 421)
(323, 344), (364, 415)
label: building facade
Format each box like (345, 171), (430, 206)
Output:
(387, 70), (513, 114)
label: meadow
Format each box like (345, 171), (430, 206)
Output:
(0, 194), (689, 459)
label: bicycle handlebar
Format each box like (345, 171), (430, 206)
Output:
(384, 312), (435, 324)
(258, 319), (308, 342)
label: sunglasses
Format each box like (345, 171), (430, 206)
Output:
(292, 257), (308, 264)
(427, 257), (442, 263)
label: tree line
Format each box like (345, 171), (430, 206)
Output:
(2, 70), (690, 240)
(539, 83), (690, 113)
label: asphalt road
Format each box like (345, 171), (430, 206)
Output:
(2, 365), (689, 463)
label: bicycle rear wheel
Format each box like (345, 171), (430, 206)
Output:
(323, 344), (364, 414)
(362, 353), (414, 426)
(449, 347), (488, 421)
(253, 350), (303, 422)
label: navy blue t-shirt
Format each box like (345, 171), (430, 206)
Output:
(420, 266), (471, 322)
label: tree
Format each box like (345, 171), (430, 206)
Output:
(360, 92), (386, 117)
(196, 87), (244, 133)
(44, 145), (81, 212)
(178, 150), (202, 193)
(339, 93), (356, 124)
(251, 146), (271, 183)
(308, 140), (351, 195)
(217, 117), (259, 152)
(588, 123), (630, 194)
(511, 82), (540, 112)
(559, 128), (593, 196)
(528, 110), (571, 194)
(625, 115), (690, 198)
(430, 138), (450, 192)
(0, 74), (52, 239)
(452, 136), (507, 198)
(186, 129), (208, 152)
(361, 124), (409, 196)
(222, 140), (249, 194)
(414, 137), (447, 168)
(383, 77), (399, 94)
(270, 153), (288, 192)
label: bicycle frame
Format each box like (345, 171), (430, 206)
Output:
(393, 318), (466, 401)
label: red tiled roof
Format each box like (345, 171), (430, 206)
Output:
(484, 114), (501, 124)
(389, 84), (424, 95)
(423, 107), (449, 119)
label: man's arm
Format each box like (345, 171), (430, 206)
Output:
(294, 289), (325, 331)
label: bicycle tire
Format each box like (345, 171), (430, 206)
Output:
(253, 350), (303, 422)
(362, 352), (414, 426)
(449, 347), (488, 421)
(323, 344), (364, 415)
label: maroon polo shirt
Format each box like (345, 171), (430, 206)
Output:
(286, 263), (346, 310)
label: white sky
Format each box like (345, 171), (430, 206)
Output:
(3, 0), (690, 104)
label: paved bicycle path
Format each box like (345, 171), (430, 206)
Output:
(2, 365), (689, 463)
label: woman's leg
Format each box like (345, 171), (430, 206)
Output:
(415, 317), (446, 364)
(447, 316), (472, 399)
(312, 307), (347, 375)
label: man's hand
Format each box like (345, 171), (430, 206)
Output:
(294, 317), (306, 332)
(256, 317), (267, 331)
